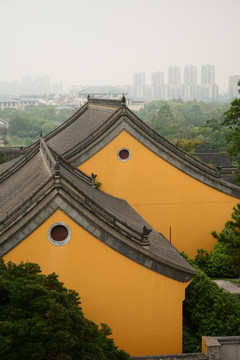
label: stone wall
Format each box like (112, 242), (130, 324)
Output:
(202, 336), (240, 360)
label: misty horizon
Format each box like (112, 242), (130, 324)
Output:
(0, 0), (239, 94)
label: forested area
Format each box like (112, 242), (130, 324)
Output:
(137, 99), (232, 154)
(0, 105), (77, 147)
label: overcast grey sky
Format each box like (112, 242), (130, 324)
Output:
(0, 0), (239, 92)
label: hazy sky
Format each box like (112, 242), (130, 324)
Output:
(0, 0), (239, 92)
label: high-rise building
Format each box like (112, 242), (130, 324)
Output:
(184, 65), (197, 85)
(33, 76), (51, 95)
(201, 64), (215, 85)
(133, 72), (145, 87)
(228, 75), (240, 99)
(133, 72), (145, 98)
(168, 66), (180, 85)
(151, 72), (164, 99)
(21, 76), (33, 95)
(151, 71), (164, 86)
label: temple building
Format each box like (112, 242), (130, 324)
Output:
(44, 98), (240, 256)
(1, 97), (240, 356)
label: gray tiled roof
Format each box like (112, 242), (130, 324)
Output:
(0, 150), (49, 221)
(194, 151), (237, 168)
(46, 106), (115, 155)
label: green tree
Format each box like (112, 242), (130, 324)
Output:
(183, 267), (240, 353)
(191, 243), (235, 279)
(151, 103), (180, 139)
(0, 259), (129, 360)
(222, 81), (240, 157)
(0, 151), (12, 165)
(212, 203), (240, 276)
(174, 138), (202, 153)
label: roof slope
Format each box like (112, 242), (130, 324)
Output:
(0, 139), (195, 282)
(0, 150), (49, 220)
(45, 100), (121, 155)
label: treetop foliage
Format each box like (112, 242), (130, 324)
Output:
(0, 151), (13, 165)
(212, 203), (240, 276)
(183, 265), (240, 353)
(0, 106), (78, 147)
(137, 99), (230, 154)
(222, 81), (240, 157)
(0, 259), (129, 360)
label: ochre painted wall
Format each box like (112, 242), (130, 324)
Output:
(78, 130), (239, 257)
(4, 210), (188, 356)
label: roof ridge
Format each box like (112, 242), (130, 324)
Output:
(58, 181), (151, 247)
(40, 137), (57, 175)
(88, 98), (124, 108)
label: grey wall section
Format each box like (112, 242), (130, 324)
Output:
(203, 336), (240, 360)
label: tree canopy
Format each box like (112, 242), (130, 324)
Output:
(222, 81), (240, 157)
(183, 266), (240, 353)
(212, 203), (240, 276)
(0, 259), (129, 360)
(0, 106), (77, 147)
(0, 151), (12, 165)
(137, 99), (230, 154)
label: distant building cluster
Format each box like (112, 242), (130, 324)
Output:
(0, 68), (239, 105)
(0, 76), (63, 97)
(130, 65), (221, 101)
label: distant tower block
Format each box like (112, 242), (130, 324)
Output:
(151, 71), (164, 86)
(201, 64), (215, 85)
(168, 66), (180, 85)
(184, 65), (197, 85)
(133, 72), (146, 98)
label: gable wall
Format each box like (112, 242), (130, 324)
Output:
(78, 130), (238, 257)
(4, 209), (187, 356)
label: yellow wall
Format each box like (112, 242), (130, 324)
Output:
(79, 130), (238, 257)
(4, 209), (187, 356)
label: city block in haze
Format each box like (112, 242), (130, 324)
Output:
(131, 64), (219, 101)
(130, 65), (240, 102)
(0, 67), (239, 110)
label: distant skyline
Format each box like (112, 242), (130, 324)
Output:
(0, 0), (239, 93)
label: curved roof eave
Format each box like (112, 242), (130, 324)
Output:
(0, 184), (196, 283)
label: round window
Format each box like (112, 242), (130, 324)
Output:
(118, 149), (130, 161)
(48, 222), (71, 246)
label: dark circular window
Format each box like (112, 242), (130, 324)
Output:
(118, 149), (130, 161)
(48, 222), (71, 246)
